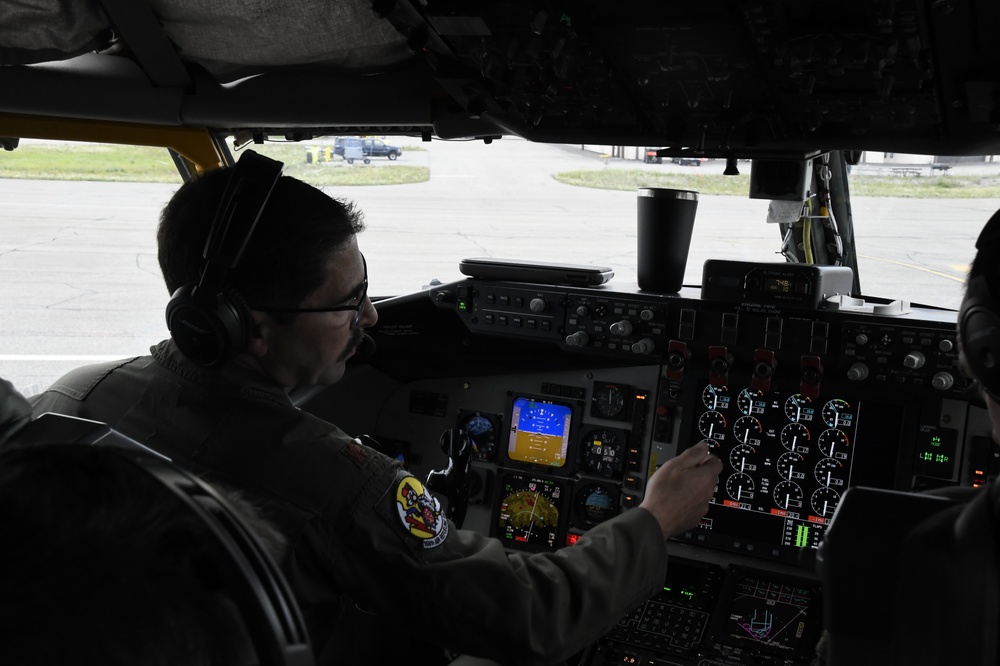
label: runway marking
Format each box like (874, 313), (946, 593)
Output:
(857, 255), (966, 282)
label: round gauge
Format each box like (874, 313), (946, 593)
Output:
(737, 388), (763, 415)
(459, 412), (497, 462)
(580, 428), (625, 478)
(729, 443), (757, 472)
(784, 394), (814, 422)
(697, 437), (722, 454)
(702, 384), (727, 410)
(497, 476), (562, 550)
(776, 451), (805, 480)
(732, 415), (762, 444)
(698, 410), (727, 440)
(593, 384), (627, 419)
(773, 480), (804, 511)
(726, 473), (755, 502)
(818, 429), (850, 458)
(811, 486), (842, 518)
(573, 483), (619, 528)
(822, 398), (853, 429)
(814, 457), (846, 487)
(780, 422), (811, 451)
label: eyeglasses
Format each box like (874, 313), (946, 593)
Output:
(253, 255), (368, 329)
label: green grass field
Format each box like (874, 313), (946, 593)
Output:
(4, 142), (999, 197)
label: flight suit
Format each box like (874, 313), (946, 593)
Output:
(29, 340), (669, 665)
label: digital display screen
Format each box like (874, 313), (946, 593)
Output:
(709, 568), (820, 660)
(507, 396), (573, 467)
(682, 385), (900, 562)
(495, 472), (564, 551)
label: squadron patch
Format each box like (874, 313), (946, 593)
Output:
(394, 476), (448, 548)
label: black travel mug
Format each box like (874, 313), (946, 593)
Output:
(636, 188), (699, 292)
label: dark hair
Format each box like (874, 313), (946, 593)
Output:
(0, 446), (259, 666)
(157, 165), (365, 309)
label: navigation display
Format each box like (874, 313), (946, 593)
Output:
(506, 396), (574, 468)
(682, 384), (899, 563)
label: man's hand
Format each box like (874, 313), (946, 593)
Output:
(639, 441), (722, 539)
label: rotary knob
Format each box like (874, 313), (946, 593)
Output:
(529, 297), (548, 313)
(610, 320), (633, 336)
(565, 331), (590, 347)
(631, 338), (655, 354)
(846, 362), (869, 381)
(903, 351), (926, 369)
(931, 372), (954, 391)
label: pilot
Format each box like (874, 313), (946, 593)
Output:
(28, 159), (723, 666)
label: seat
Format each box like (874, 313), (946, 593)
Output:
(1, 412), (315, 666)
(817, 485), (999, 666)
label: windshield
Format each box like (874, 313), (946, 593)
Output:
(1, 137), (996, 394)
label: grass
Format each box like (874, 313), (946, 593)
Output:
(3, 142), (999, 197)
(553, 167), (1000, 198)
(0, 142), (431, 186)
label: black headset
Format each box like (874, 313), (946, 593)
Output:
(165, 150), (285, 367)
(5, 413), (315, 666)
(959, 209), (1000, 399)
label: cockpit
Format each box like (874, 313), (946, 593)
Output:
(3, 1), (1000, 665)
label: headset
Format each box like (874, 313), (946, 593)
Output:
(4, 412), (315, 666)
(165, 150), (285, 367)
(959, 209), (1000, 399)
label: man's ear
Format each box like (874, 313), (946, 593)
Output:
(244, 310), (271, 358)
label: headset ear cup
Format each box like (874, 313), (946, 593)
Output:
(166, 284), (249, 368)
(960, 276), (1000, 398)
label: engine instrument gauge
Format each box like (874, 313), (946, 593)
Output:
(698, 411), (727, 440)
(810, 486), (841, 518)
(776, 451), (805, 481)
(822, 398), (854, 429)
(726, 473), (755, 503)
(496, 473), (564, 551)
(773, 480), (804, 511)
(780, 422), (811, 451)
(458, 411), (499, 462)
(592, 383), (628, 420)
(784, 394), (815, 423)
(729, 444), (757, 472)
(573, 482), (619, 528)
(737, 388), (764, 415)
(818, 429), (850, 459)
(814, 457), (847, 488)
(732, 415), (762, 444)
(579, 428), (626, 478)
(702, 384), (729, 411)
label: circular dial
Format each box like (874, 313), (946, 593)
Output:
(460, 412), (497, 462)
(726, 473), (755, 502)
(702, 384), (728, 410)
(814, 457), (847, 487)
(737, 388), (763, 415)
(697, 437), (722, 454)
(822, 398), (853, 428)
(497, 477), (562, 550)
(818, 429), (850, 458)
(773, 480), (804, 511)
(573, 483), (619, 528)
(593, 384), (627, 419)
(780, 422), (811, 451)
(580, 428), (625, 477)
(776, 451), (805, 481)
(732, 415), (762, 444)
(811, 486), (842, 518)
(729, 444), (757, 472)
(698, 411), (727, 440)
(784, 394), (814, 422)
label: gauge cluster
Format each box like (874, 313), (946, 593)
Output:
(447, 380), (653, 553)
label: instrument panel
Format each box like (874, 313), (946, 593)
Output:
(314, 276), (989, 666)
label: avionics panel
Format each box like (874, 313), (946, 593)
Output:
(674, 385), (901, 565)
(501, 393), (581, 472)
